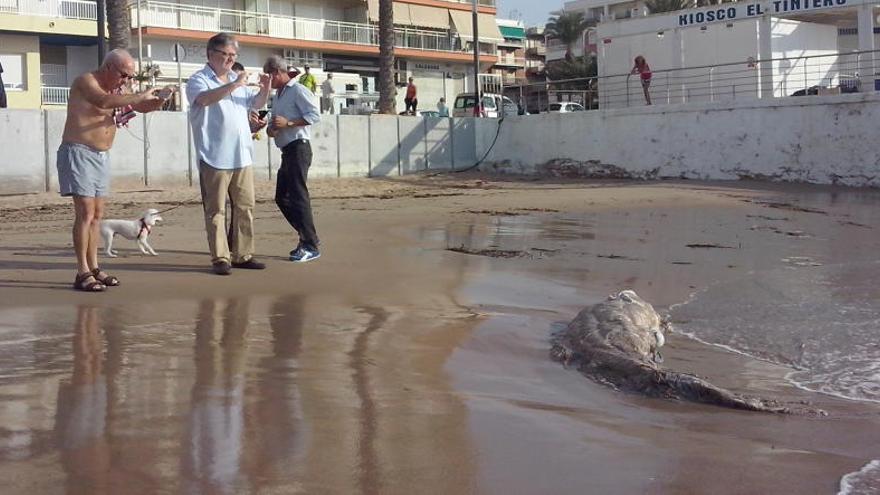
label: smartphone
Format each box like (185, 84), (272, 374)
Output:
(158, 85), (176, 100)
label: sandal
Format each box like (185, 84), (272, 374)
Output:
(92, 268), (120, 287)
(74, 272), (106, 292)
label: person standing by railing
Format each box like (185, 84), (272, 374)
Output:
(631, 55), (652, 106)
(405, 77), (418, 115)
(321, 73), (336, 114)
(437, 97), (449, 117)
(298, 65), (317, 94)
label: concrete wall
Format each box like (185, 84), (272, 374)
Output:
(0, 110), (482, 194)
(481, 93), (880, 187)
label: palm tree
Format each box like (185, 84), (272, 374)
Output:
(377, 0), (395, 114)
(645, 0), (693, 13)
(544, 12), (591, 62)
(106, 0), (131, 49)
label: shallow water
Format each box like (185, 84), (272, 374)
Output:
(2, 184), (880, 494)
(672, 261), (880, 404)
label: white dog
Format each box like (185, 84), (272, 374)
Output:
(100, 208), (163, 257)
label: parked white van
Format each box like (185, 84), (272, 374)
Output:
(452, 93), (520, 118)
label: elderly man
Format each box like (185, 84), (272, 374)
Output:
(58, 49), (169, 291)
(187, 33), (271, 275)
(264, 55), (322, 262)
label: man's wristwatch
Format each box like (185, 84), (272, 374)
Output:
(286, 120), (295, 127)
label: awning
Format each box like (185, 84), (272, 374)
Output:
(393, 3), (411, 25)
(449, 10), (503, 43)
(407, 4), (451, 30)
(367, 0), (378, 22)
(499, 25), (525, 40)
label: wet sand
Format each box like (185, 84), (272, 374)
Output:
(1, 175), (879, 494)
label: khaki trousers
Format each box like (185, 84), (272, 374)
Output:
(198, 161), (255, 264)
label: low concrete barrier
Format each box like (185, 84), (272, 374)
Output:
(0, 110), (482, 194)
(481, 93), (880, 187)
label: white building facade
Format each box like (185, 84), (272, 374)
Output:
(130, 0), (504, 114)
(595, 0), (879, 107)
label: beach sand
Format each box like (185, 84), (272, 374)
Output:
(0, 175), (878, 494)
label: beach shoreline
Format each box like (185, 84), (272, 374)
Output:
(1, 175), (878, 494)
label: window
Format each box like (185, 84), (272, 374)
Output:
(0, 54), (26, 91)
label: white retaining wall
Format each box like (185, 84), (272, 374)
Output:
(0, 111), (479, 194)
(4, 94), (880, 195)
(481, 93), (880, 187)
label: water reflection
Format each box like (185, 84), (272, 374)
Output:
(54, 306), (112, 494)
(182, 299), (250, 494)
(350, 306), (388, 495)
(248, 295), (306, 490)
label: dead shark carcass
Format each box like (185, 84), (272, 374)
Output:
(551, 290), (807, 413)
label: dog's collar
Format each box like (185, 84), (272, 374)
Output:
(138, 218), (152, 238)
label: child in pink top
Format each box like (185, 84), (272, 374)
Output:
(631, 55), (652, 105)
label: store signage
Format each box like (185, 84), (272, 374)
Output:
(678, 0), (848, 26)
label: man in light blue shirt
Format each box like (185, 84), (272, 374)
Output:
(263, 55), (321, 262)
(187, 33), (270, 275)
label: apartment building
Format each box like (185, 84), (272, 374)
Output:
(130, 0), (503, 113)
(1, 0), (503, 112)
(524, 26), (545, 80)
(544, 0), (648, 63)
(0, 0), (99, 108)
(491, 18), (524, 86)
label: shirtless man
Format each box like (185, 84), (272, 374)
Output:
(59, 48), (171, 292)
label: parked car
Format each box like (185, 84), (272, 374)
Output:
(547, 102), (586, 113)
(452, 93), (521, 118)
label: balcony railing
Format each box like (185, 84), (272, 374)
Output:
(496, 56), (525, 67)
(42, 86), (70, 105)
(446, 0), (495, 7)
(0, 0), (97, 21)
(131, 1), (478, 55)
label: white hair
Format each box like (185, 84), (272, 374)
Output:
(101, 48), (133, 69)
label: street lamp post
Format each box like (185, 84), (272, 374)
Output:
(472, 0), (480, 117)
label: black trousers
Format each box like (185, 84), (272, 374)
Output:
(276, 139), (319, 250)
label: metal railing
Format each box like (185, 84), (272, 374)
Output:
(131, 1), (473, 55)
(0, 0), (96, 20)
(446, 0), (495, 6)
(505, 50), (880, 113)
(41, 86), (70, 105)
(496, 56), (525, 67)
(40, 63), (68, 87)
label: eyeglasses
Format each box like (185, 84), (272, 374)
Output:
(211, 48), (238, 60)
(116, 68), (136, 80)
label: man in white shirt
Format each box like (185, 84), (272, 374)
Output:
(320, 73), (336, 115)
(187, 33), (271, 275)
(263, 55), (322, 262)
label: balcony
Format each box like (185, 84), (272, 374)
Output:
(131, 1), (481, 55)
(0, 0), (96, 20)
(495, 56), (524, 68)
(42, 86), (70, 105)
(444, 0), (495, 7)
(525, 46), (546, 56)
(497, 38), (523, 49)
